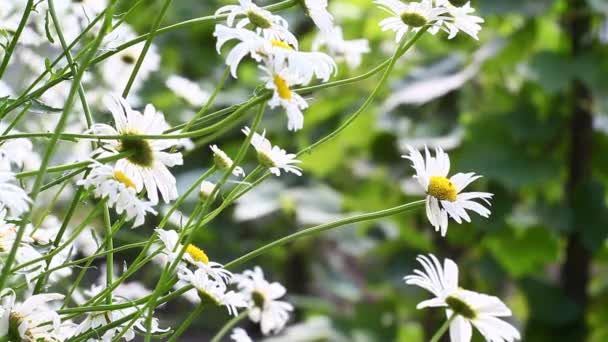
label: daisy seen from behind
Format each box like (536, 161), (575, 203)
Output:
(211, 144), (246, 177)
(403, 145), (492, 236)
(435, 0), (484, 40)
(374, 0), (448, 42)
(91, 95), (183, 205)
(242, 127), (302, 176)
(0, 289), (64, 341)
(232, 266), (293, 335)
(404, 254), (520, 342)
(178, 267), (247, 316)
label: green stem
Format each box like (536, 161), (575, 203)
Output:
(429, 312), (457, 342)
(103, 203), (113, 305)
(122, 0), (173, 97)
(167, 302), (205, 342)
(0, 0), (34, 78)
(209, 310), (248, 342)
(225, 200), (425, 269)
(15, 151), (133, 179)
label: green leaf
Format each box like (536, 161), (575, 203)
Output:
(572, 179), (608, 252)
(484, 227), (560, 278)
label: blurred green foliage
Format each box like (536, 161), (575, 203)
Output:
(118, 0), (608, 340)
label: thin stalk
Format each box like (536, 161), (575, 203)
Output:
(225, 200), (425, 269)
(122, 0), (173, 97)
(167, 303), (205, 342)
(210, 310), (248, 342)
(429, 313), (457, 342)
(102, 204), (113, 305)
(0, 0), (34, 78)
(15, 151), (133, 179)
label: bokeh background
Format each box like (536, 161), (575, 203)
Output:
(107, 0), (608, 340)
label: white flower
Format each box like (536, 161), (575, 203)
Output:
(214, 25), (336, 83)
(0, 289), (64, 341)
(403, 145), (492, 236)
(216, 0), (298, 47)
(260, 63), (308, 131)
(166, 75), (210, 107)
(155, 228), (232, 284)
(0, 211), (44, 285)
(73, 305), (166, 341)
(242, 127), (302, 176)
(233, 266), (293, 335)
(435, 0), (484, 40)
(178, 268), (248, 316)
(313, 26), (370, 69)
(231, 328), (253, 342)
(375, 0), (448, 42)
(0, 132), (38, 172)
(303, 0), (334, 33)
(0, 172), (31, 217)
(404, 254), (521, 342)
(210, 145), (246, 177)
(77, 162), (157, 227)
(101, 27), (160, 94)
(91, 95), (183, 204)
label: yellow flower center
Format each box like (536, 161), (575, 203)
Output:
(113, 170), (136, 189)
(428, 176), (458, 202)
(186, 244), (209, 264)
(273, 75), (292, 100)
(271, 39), (293, 50)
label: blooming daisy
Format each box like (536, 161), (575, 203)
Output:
(242, 127), (302, 176)
(215, 0), (298, 47)
(313, 25), (370, 69)
(435, 0), (484, 40)
(403, 145), (492, 236)
(91, 95), (183, 205)
(404, 254), (521, 342)
(214, 25), (336, 83)
(233, 266), (293, 335)
(155, 228), (232, 284)
(260, 63), (308, 131)
(178, 267), (248, 316)
(374, 0), (448, 42)
(166, 75), (210, 107)
(302, 0), (334, 33)
(210, 145), (246, 177)
(77, 162), (157, 227)
(0, 172), (31, 217)
(231, 328), (253, 342)
(0, 289), (64, 341)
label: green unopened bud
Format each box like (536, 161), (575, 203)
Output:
(247, 10), (272, 29)
(448, 0), (469, 7)
(400, 11), (427, 27)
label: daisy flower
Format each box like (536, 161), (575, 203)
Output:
(260, 63), (308, 131)
(77, 162), (157, 227)
(0, 289), (64, 341)
(73, 305), (166, 341)
(215, 0), (298, 47)
(404, 254), (521, 342)
(435, 0), (484, 40)
(166, 75), (210, 107)
(302, 0), (334, 33)
(374, 0), (448, 42)
(242, 127), (302, 176)
(0, 172), (31, 217)
(403, 145), (492, 236)
(0, 130), (38, 172)
(231, 328), (253, 342)
(91, 95), (183, 205)
(210, 145), (246, 177)
(233, 266), (293, 335)
(313, 25), (370, 69)
(0, 211), (44, 285)
(214, 25), (269, 77)
(155, 228), (232, 284)
(178, 268), (248, 316)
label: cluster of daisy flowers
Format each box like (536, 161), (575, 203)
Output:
(0, 0), (526, 341)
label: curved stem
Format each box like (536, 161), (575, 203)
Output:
(429, 312), (456, 342)
(225, 200), (425, 269)
(167, 302), (205, 342)
(210, 310), (249, 342)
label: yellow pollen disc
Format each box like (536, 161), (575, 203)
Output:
(273, 75), (292, 100)
(186, 244), (209, 264)
(271, 39), (293, 50)
(113, 170), (136, 189)
(428, 176), (458, 202)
